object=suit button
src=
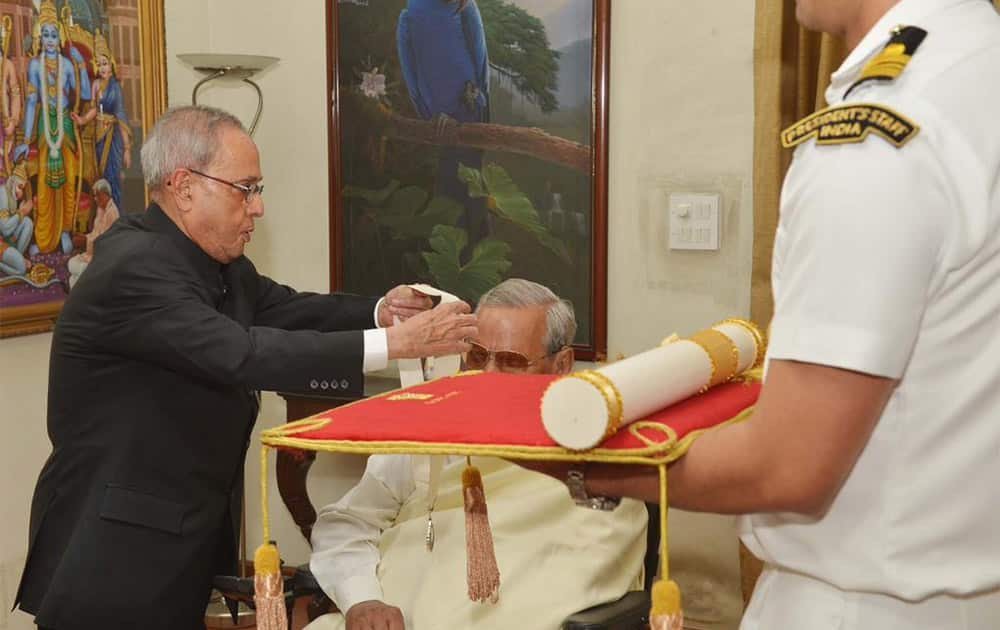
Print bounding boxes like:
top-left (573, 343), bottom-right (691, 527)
top-left (330, 380), bottom-right (339, 390)
top-left (310, 379), bottom-right (318, 390)
top-left (340, 379), bottom-right (349, 389)
top-left (320, 380), bottom-right (329, 390)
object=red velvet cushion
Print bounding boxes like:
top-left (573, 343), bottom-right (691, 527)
top-left (280, 373), bottom-right (761, 457)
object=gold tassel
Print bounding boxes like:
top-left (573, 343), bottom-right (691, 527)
top-left (253, 542), bottom-right (288, 630)
top-left (649, 579), bottom-right (684, 630)
top-left (649, 463), bottom-right (684, 630)
top-left (462, 457), bottom-right (500, 603)
top-left (255, 447), bottom-right (288, 630)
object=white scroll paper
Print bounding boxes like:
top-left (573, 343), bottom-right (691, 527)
top-left (541, 320), bottom-right (764, 450)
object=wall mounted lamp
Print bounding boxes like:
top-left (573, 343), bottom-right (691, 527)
top-left (177, 53), bottom-right (280, 136)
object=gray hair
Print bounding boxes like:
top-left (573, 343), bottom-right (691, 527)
top-left (476, 278), bottom-right (577, 353)
top-left (92, 178), bottom-right (112, 195)
top-left (140, 105), bottom-right (246, 193)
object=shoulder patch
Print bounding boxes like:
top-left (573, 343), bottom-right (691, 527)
top-left (781, 103), bottom-right (919, 149)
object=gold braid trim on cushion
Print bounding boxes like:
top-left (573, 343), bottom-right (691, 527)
top-left (571, 369), bottom-right (625, 440)
top-left (261, 432), bottom-right (681, 465)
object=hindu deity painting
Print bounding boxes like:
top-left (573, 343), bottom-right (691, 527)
top-left (0, 0), bottom-right (165, 337)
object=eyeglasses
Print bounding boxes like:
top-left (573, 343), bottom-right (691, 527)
top-left (188, 169), bottom-right (264, 203)
top-left (463, 340), bottom-right (560, 373)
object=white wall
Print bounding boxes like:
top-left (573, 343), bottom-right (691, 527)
top-left (0, 1), bottom-right (755, 627)
top-left (607, 3), bottom-right (755, 355)
top-left (0, 334), bottom-right (51, 629)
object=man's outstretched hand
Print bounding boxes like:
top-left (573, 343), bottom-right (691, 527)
top-left (378, 285), bottom-right (436, 327)
top-left (386, 300), bottom-right (477, 360)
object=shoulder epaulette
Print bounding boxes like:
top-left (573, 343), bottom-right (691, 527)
top-left (845, 25), bottom-right (927, 98)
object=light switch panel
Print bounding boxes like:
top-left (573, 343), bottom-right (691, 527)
top-left (668, 193), bottom-right (720, 250)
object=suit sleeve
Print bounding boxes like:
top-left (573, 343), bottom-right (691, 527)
top-left (93, 247), bottom-right (368, 393)
top-left (248, 265), bottom-right (379, 333)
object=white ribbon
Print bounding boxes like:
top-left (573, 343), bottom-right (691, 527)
top-left (396, 283), bottom-right (463, 385)
top-left (393, 283), bottom-right (462, 550)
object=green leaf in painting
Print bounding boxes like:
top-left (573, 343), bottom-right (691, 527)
top-left (475, 163), bottom-right (572, 263)
top-left (372, 186), bottom-right (427, 239)
top-left (423, 225), bottom-right (467, 290)
top-left (342, 180), bottom-right (401, 205)
top-left (422, 225), bottom-right (512, 302)
top-left (379, 192), bottom-right (463, 240)
top-left (460, 238), bottom-right (515, 298)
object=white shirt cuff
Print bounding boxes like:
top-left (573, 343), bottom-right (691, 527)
top-left (333, 575), bottom-right (385, 614)
top-left (363, 328), bottom-right (389, 373)
top-left (373, 297), bottom-right (385, 328)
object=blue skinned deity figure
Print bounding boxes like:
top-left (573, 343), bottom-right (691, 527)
top-left (397, 0), bottom-right (491, 252)
top-left (72, 29), bottom-right (131, 208)
top-left (13, 0), bottom-right (91, 255)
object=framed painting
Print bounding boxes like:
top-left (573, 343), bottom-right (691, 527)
top-left (0, 0), bottom-right (167, 338)
top-left (327, 0), bottom-right (610, 360)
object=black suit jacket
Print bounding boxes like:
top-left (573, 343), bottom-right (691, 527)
top-left (16, 205), bottom-right (379, 629)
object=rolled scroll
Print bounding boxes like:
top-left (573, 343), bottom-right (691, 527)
top-left (541, 319), bottom-right (765, 450)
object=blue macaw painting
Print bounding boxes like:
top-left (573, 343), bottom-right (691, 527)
top-left (332, 0), bottom-right (601, 349)
top-left (397, 0), bottom-right (491, 253)
top-left (397, 0), bottom-right (490, 123)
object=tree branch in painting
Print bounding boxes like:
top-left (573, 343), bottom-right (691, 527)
top-left (357, 100), bottom-right (590, 173)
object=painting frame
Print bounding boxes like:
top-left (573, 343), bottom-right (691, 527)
top-left (0, 0), bottom-right (168, 339)
top-left (326, 0), bottom-right (610, 361)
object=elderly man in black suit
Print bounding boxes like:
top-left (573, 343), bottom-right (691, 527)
top-left (15, 104), bottom-right (477, 630)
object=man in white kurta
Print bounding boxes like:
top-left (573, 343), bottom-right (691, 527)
top-left (307, 279), bottom-right (648, 630)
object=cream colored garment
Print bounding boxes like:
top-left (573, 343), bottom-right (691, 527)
top-left (307, 457), bottom-right (647, 630)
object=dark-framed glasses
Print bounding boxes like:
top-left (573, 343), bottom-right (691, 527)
top-left (463, 340), bottom-right (559, 372)
top-left (188, 168), bottom-right (264, 203)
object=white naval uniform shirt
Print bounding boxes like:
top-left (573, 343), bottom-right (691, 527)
top-left (740, 0), bottom-right (1000, 602)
